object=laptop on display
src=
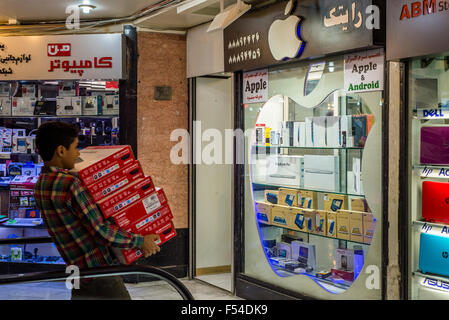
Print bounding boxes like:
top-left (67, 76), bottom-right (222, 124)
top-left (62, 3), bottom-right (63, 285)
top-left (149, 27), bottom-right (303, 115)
top-left (422, 181), bottom-right (449, 223)
top-left (421, 127), bottom-right (449, 165)
top-left (419, 233), bottom-right (449, 278)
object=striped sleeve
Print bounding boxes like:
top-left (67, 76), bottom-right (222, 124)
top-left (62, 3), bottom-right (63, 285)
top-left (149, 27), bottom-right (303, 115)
top-left (68, 177), bottom-right (144, 249)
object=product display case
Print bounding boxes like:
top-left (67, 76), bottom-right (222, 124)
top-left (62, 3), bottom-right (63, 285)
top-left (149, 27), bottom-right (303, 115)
top-left (0, 80), bottom-right (120, 267)
top-left (407, 54), bottom-right (449, 299)
top-left (242, 57), bottom-right (384, 299)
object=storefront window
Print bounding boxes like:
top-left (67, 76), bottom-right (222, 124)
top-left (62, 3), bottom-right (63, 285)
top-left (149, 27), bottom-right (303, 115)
top-left (242, 56), bottom-right (383, 299)
top-left (408, 53), bottom-right (449, 299)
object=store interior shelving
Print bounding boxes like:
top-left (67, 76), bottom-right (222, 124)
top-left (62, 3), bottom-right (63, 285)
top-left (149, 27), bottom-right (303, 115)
top-left (0, 79), bottom-right (121, 265)
top-left (249, 92), bottom-right (375, 295)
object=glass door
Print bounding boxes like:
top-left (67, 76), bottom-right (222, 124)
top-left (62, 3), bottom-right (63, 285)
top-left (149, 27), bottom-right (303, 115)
top-left (240, 56), bottom-right (384, 299)
top-left (193, 75), bottom-right (234, 292)
top-left (407, 53), bottom-right (449, 299)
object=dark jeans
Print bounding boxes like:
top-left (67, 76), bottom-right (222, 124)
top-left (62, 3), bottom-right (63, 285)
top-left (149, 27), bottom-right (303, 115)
top-left (71, 276), bottom-right (131, 300)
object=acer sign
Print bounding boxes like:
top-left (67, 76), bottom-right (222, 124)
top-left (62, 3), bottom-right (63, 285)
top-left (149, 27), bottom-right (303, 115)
top-left (0, 34), bottom-right (123, 80)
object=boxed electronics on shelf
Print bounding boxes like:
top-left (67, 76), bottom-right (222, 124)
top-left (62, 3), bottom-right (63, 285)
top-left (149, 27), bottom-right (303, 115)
top-left (0, 97), bottom-right (11, 116)
top-left (271, 205), bottom-right (290, 228)
top-left (278, 188), bottom-right (299, 207)
top-left (101, 95), bottom-right (120, 115)
top-left (12, 97), bottom-right (36, 116)
top-left (56, 96), bottom-right (82, 116)
top-left (266, 155), bottom-right (304, 187)
top-left (304, 155), bottom-right (340, 192)
top-left (323, 193), bottom-right (348, 212)
top-left (265, 114), bottom-right (373, 148)
top-left (255, 201), bottom-right (272, 224)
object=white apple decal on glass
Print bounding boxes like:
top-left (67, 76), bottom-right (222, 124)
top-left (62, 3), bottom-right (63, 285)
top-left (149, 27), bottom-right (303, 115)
top-left (249, 91), bottom-right (377, 295)
top-left (268, 0), bottom-right (305, 61)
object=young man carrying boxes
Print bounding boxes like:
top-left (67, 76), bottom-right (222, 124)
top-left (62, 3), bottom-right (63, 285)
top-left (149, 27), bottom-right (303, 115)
top-left (34, 121), bottom-right (161, 300)
top-left (73, 144), bottom-right (177, 265)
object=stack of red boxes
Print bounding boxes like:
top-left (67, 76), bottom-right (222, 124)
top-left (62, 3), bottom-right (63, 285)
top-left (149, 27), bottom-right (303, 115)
top-left (73, 145), bottom-right (176, 264)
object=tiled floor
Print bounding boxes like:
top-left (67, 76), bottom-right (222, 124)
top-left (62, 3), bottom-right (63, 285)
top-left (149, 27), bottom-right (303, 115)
top-left (195, 273), bottom-right (232, 292)
top-left (0, 278), bottom-right (243, 300)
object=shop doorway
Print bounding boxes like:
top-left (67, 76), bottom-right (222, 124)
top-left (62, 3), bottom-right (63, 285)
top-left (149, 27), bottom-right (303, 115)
top-left (190, 75), bottom-right (234, 292)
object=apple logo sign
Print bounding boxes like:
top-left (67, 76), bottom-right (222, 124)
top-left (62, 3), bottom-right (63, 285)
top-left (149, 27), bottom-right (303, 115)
top-left (268, 0), bottom-right (305, 61)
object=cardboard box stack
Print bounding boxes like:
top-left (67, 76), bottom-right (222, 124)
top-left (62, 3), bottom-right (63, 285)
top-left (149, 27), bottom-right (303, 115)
top-left (73, 145), bottom-right (176, 264)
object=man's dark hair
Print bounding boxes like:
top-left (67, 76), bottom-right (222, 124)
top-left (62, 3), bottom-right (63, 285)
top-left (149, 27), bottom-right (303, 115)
top-left (36, 121), bottom-right (79, 161)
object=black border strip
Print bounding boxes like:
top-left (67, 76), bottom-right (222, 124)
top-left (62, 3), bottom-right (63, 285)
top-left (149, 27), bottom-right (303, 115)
top-left (381, 57), bottom-right (390, 300)
top-left (234, 71), bottom-right (244, 283)
top-left (188, 77), bottom-right (197, 279)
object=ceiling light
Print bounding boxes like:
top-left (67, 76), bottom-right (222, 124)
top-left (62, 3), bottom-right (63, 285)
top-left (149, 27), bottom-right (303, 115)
top-left (78, 4), bottom-right (96, 14)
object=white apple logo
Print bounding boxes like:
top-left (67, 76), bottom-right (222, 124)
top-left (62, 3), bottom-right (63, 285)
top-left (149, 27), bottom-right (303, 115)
top-left (268, 0), bottom-right (305, 61)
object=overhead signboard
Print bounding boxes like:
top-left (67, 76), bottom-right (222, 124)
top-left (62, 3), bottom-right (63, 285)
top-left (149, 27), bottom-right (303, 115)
top-left (224, 0), bottom-right (385, 72)
top-left (0, 33), bottom-right (124, 80)
top-left (386, 0), bottom-right (449, 60)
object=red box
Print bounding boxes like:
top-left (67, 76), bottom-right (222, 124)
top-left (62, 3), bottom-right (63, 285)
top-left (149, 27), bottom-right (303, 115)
top-left (331, 268), bottom-right (354, 281)
top-left (74, 145), bottom-right (135, 187)
top-left (86, 160), bottom-right (144, 202)
top-left (97, 176), bottom-right (156, 219)
top-left (113, 221), bottom-right (177, 265)
top-left (122, 203), bottom-right (173, 234)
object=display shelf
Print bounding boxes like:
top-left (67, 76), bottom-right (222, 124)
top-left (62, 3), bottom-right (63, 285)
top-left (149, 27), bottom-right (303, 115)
top-left (413, 220), bottom-right (449, 231)
top-left (413, 271), bottom-right (449, 284)
top-left (413, 164), bottom-right (449, 179)
top-left (0, 259), bottom-right (64, 265)
top-left (252, 145), bottom-right (364, 150)
top-left (252, 182), bottom-right (365, 198)
top-left (259, 221), bottom-right (370, 246)
top-left (0, 152), bottom-right (39, 159)
top-left (0, 223), bottom-right (46, 229)
top-left (0, 218), bottom-right (44, 229)
top-left (273, 266), bottom-right (351, 291)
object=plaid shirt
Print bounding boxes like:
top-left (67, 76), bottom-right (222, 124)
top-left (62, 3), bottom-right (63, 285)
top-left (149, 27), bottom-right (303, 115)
top-left (34, 166), bottom-right (144, 269)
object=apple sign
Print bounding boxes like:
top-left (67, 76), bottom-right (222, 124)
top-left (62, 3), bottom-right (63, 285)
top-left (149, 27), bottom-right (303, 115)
top-left (268, 6), bottom-right (305, 61)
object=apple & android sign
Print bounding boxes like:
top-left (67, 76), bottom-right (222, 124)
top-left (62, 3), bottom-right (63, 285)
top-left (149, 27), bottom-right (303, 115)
top-left (344, 48), bottom-right (384, 93)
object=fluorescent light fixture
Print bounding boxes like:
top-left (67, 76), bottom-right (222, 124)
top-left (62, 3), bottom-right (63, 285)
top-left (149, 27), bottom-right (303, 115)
top-left (177, 0), bottom-right (217, 15)
top-left (79, 4), bottom-right (96, 14)
top-left (207, 0), bottom-right (251, 32)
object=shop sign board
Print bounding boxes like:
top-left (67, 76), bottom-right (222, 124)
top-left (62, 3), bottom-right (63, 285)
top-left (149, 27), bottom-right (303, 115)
top-left (224, 0), bottom-right (384, 72)
top-left (344, 48), bottom-right (384, 93)
top-left (243, 68), bottom-right (268, 104)
top-left (0, 34), bottom-right (123, 80)
top-left (386, 0), bottom-right (449, 60)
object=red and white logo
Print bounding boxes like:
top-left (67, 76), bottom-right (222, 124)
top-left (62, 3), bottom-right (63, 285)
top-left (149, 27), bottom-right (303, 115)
top-left (47, 43), bottom-right (71, 56)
